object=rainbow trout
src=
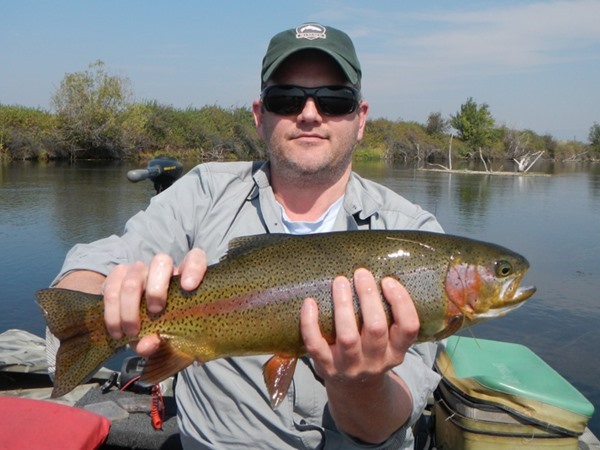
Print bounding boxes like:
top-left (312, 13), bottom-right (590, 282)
top-left (37, 230), bottom-right (535, 405)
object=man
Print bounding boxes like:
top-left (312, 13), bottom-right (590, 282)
top-left (51, 23), bottom-right (443, 449)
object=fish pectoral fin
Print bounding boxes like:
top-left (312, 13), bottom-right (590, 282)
top-left (432, 315), bottom-right (465, 341)
top-left (263, 354), bottom-right (298, 408)
top-left (139, 338), bottom-right (195, 386)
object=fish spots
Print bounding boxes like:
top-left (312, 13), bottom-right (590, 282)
top-left (38, 230), bottom-right (534, 398)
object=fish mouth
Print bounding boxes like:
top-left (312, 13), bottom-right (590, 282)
top-left (513, 285), bottom-right (536, 303)
top-left (473, 285), bottom-right (536, 319)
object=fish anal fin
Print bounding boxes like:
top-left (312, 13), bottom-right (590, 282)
top-left (263, 354), bottom-right (298, 408)
top-left (139, 338), bottom-right (195, 386)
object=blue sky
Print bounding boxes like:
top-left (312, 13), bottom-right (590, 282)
top-left (3, 0), bottom-right (599, 141)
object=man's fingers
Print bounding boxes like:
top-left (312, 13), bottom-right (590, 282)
top-left (300, 297), bottom-right (332, 362)
top-left (103, 264), bottom-right (129, 340)
top-left (102, 249), bottom-right (207, 353)
top-left (332, 274), bottom-right (360, 343)
top-left (300, 298), bottom-right (321, 346)
top-left (145, 254), bottom-right (174, 313)
top-left (119, 261), bottom-right (147, 337)
top-left (133, 335), bottom-right (162, 357)
top-left (354, 269), bottom-right (389, 357)
top-left (381, 277), bottom-right (419, 352)
top-left (177, 248), bottom-right (207, 291)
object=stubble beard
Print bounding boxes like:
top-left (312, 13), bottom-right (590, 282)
top-left (269, 142), bottom-right (355, 188)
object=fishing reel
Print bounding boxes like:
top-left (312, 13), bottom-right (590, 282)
top-left (118, 356), bottom-right (153, 394)
top-left (100, 356), bottom-right (153, 394)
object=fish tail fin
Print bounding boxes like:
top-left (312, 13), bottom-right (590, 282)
top-left (36, 288), bottom-right (125, 398)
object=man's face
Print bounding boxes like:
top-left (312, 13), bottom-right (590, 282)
top-left (253, 51), bottom-right (368, 185)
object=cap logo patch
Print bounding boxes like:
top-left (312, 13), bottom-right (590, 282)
top-left (296, 23), bottom-right (326, 41)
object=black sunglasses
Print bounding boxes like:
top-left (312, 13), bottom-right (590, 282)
top-left (261, 85), bottom-right (361, 116)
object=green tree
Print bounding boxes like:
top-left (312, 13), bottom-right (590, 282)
top-left (0, 104), bottom-right (58, 160)
top-left (589, 122), bottom-right (600, 158)
top-left (51, 60), bottom-right (132, 159)
top-left (450, 98), bottom-right (495, 153)
top-left (425, 112), bottom-right (449, 136)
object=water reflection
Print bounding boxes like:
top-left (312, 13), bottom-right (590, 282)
top-left (47, 161), bottom-right (153, 246)
top-left (452, 174), bottom-right (493, 231)
top-left (589, 164), bottom-right (600, 204)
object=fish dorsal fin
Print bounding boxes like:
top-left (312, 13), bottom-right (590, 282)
top-left (221, 234), bottom-right (294, 261)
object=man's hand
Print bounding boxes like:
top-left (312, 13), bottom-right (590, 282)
top-left (300, 267), bottom-right (419, 443)
top-left (300, 267), bottom-right (419, 382)
top-left (103, 248), bottom-right (207, 356)
top-left (56, 248), bottom-right (208, 357)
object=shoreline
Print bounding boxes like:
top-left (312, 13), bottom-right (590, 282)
top-left (418, 167), bottom-right (551, 176)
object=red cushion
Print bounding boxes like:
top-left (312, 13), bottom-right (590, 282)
top-left (0, 396), bottom-right (110, 449)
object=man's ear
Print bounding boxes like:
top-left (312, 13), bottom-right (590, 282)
top-left (252, 99), bottom-right (265, 139)
top-left (356, 101), bottom-right (369, 142)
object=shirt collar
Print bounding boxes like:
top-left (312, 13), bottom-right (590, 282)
top-left (343, 171), bottom-right (382, 221)
top-left (252, 162), bottom-right (382, 225)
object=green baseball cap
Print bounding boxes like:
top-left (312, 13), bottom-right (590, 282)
top-left (261, 23), bottom-right (362, 87)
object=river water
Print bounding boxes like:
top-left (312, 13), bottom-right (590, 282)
top-left (1, 159), bottom-right (599, 434)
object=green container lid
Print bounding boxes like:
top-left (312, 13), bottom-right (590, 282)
top-left (442, 336), bottom-right (594, 419)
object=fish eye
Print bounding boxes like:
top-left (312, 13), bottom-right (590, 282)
top-left (495, 260), bottom-right (513, 277)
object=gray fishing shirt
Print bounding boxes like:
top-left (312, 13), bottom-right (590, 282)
top-left (55, 161), bottom-right (443, 450)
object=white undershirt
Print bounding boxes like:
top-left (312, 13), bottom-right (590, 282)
top-left (278, 196), bottom-right (344, 235)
